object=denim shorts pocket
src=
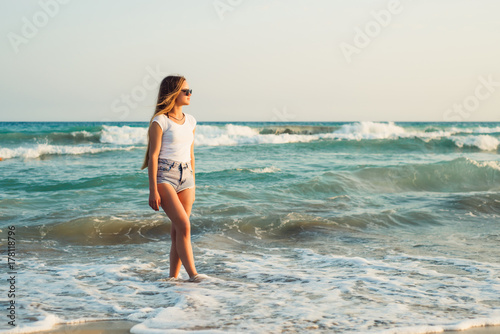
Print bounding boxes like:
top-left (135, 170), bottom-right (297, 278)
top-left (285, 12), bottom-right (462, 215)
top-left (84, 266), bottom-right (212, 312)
top-left (158, 162), bottom-right (175, 172)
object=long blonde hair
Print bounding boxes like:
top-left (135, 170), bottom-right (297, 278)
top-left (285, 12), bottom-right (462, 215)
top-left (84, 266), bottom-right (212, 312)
top-left (141, 75), bottom-right (186, 170)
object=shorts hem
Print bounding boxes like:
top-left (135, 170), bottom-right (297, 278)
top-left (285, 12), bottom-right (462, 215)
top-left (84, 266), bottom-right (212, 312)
top-left (157, 182), bottom-right (195, 193)
top-left (157, 180), bottom-right (176, 187)
top-left (177, 186), bottom-right (195, 193)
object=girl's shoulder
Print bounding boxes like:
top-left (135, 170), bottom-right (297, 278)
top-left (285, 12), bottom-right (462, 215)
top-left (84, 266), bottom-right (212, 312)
top-left (153, 113), bottom-right (168, 121)
top-left (152, 113), bottom-right (169, 131)
top-left (186, 112), bottom-right (197, 127)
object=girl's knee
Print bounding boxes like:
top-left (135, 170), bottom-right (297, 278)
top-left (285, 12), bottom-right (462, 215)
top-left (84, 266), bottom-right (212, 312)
top-left (173, 219), bottom-right (191, 236)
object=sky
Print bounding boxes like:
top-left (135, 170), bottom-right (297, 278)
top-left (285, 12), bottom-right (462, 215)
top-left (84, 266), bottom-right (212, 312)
top-left (0, 0), bottom-right (499, 122)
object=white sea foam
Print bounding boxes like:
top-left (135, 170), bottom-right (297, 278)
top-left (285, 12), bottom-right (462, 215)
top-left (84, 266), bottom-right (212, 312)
top-left (323, 121), bottom-right (455, 142)
top-left (451, 134), bottom-right (500, 151)
top-left (1, 123), bottom-right (498, 161)
top-left (0, 315), bottom-right (62, 334)
top-left (5, 242), bottom-right (500, 334)
top-left (100, 125), bottom-right (148, 145)
top-left (93, 122), bottom-right (500, 152)
top-left (95, 124), bottom-right (316, 147)
top-left (377, 307), bottom-right (500, 334)
top-left (0, 143), bottom-right (139, 159)
top-left (472, 126), bottom-right (500, 134)
top-left (247, 166), bottom-right (281, 173)
top-left (316, 122), bottom-right (500, 151)
top-left (330, 121), bottom-right (408, 140)
top-left (126, 247), bottom-right (500, 333)
top-left (194, 124), bottom-right (317, 146)
top-left (71, 130), bottom-right (95, 137)
top-left (0, 317), bottom-right (119, 334)
top-left (464, 157), bottom-right (500, 171)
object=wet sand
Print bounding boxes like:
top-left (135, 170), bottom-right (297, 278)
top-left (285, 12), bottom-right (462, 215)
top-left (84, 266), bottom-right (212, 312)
top-left (461, 327), bottom-right (500, 334)
top-left (39, 320), bottom-right (139, 334)
top-left (36, 320), bottom-right (500, 333)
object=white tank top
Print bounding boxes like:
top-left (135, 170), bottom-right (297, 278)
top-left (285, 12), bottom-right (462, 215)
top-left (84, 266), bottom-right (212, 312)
top-left (152, 112), bottom-right (197, 162)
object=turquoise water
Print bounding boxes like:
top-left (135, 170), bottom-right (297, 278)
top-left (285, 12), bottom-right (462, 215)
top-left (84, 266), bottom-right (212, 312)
top-left (1, 121), bottom-right (500, 333)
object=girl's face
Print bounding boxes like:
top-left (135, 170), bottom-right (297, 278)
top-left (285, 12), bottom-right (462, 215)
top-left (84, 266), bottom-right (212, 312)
top-left (175, 81), bottom-right (191, 106)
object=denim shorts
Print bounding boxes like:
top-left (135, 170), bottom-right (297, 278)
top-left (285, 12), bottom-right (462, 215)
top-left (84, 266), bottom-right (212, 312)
top-left (157, 158), bottom-right (195, 193)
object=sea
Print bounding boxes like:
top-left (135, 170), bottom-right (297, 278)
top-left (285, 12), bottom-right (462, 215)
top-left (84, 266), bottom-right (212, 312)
top-left (0, 121), bottom-right (499, 333)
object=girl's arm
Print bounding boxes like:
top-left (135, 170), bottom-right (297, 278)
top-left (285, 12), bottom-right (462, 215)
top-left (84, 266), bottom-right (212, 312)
top-left (148, 122), bottom-right (162, 210)
top-left (191, 127), bottom-right (196, 184)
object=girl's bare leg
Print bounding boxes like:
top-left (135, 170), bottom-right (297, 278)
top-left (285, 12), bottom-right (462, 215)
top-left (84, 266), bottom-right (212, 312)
top-left (169, 225), bottom-right (181, 278)
top-left (157, 183), bottom-right (197, 278)
top-left (169, 187), bottom-right (195, 277)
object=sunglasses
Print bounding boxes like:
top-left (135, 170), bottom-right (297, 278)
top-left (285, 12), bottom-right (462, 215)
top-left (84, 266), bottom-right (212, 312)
top-left (181, 89), bottom-right (193, 96)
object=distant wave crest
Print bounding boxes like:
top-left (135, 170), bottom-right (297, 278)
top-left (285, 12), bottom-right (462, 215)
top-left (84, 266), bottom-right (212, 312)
top-left (0, 143), bottom-right (139, 159)
top-left (1, 122), bottom-right (499, 160)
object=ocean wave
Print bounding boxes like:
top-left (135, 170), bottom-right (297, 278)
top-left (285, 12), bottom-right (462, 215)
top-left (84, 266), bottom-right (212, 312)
top-left (194, 124), bottom-right (318, 146)
top-left (351, 157), bottom-right (500, 193)
top-left (450, 134), bottom-right (500, 151)
top-left (2, 123), bottom-right (500, 158)
top-left (15, 210), bottom-right (439, 245)
top-left (329, 121), bottom-right (409, 140)
top-left (451, 125), bottom-right (500, 135)
top-left (452, 192), bottom-right (500, 215)
top-left (20, 216), bottom-right (169, 245)
top-left (69, 130), bottom-right (101, 141)
top-left (313, 122), bottom-right (499, 151)
top-left (0, 143), bottom-right (140, 159)
top-left (287, 157), bottom-right (500, 195)
top-left (100, 125), bottom-right (148, 145)
top-left (259, 125), bottom-right (339, 135)
top-left (195, 121), bottom-right (500, 151)
top-left (0, 130), bottom-right (102, 145)
top-left (324, 121), bottom-right (462, 142)
top-left (322, 122), bottom-right (497, 145)
top-left (195, 122), bottom-right (500, 151)
top-left (0, 125), bottom-right (147, 147)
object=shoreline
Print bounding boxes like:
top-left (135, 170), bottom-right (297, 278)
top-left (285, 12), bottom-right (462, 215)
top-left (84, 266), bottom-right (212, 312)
top-left (20, 319), bottom-right (500, 334)
top-left (26, 320), bottom-right (139, 334)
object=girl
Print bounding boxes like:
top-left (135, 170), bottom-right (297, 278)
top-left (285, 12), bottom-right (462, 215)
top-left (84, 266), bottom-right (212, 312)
top-left (142, 75), bottom-right (208, 283)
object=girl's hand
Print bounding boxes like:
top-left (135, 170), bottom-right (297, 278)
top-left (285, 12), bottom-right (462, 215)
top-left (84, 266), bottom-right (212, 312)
top-left (149, 190), bottom-right (161, 211)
